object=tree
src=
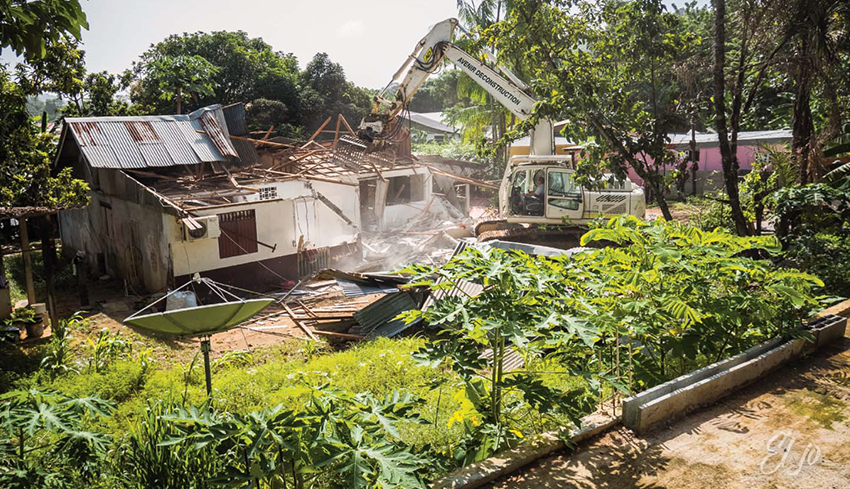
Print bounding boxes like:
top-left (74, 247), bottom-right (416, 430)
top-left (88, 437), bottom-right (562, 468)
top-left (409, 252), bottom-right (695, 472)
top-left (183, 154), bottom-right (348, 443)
top-left (712, 0), bottom-right (751, 235)
top-left (300, 52), bottom-right (372, 132)
top-left (15, 40), bottom-right (137, 117)
top-left (0, 70), bottom-right (88, 209)
top-left (408, 69), bottom-right (464, 112)
top-left (780, 0), bottom-right (850, 182)
top-left (456, 0), bottom-right (514, 175)
top-left (245, 98), bottom-right (291, 133)
top-left (0, 0), bottom-right (88, 60)
top-left (138, 54), bottom-right (218, 114)
top-left (131, 31), bottom-right (302, 121)
top-left (489, 0), bottom-right (695, 220)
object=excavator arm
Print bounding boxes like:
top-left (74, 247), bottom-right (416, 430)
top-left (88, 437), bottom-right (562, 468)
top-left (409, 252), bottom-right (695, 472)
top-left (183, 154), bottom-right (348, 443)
top-left (358, 18), bottom-right (554, 156)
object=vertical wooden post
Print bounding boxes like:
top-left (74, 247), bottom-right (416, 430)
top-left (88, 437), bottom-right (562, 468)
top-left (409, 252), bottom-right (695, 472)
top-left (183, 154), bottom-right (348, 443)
top-left (464, 184), bottom-right (471, 216)
top-left (19, 217), bottom-right (35, 306)
top-left (38, 216), bottom-right (57, 329)
top-left (0, 251), bottom-right (12, 320)
top-left (332, 114), bottom-right (342, 150)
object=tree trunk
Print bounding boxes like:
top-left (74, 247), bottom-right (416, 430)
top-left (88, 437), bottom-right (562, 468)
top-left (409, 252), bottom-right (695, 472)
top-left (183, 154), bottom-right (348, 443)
top-left (792, 42), bottom-right (814, 183)
top-left (712, 0), bottom-right (750, 236)
top-left (690, 118), bottom-right (698, 195)
top-left (176, 91), bottom-right (182, 115)
top-left (631, 160), bottom-right (673, 221)
top-left (654, 186), bottom-right (673, 221)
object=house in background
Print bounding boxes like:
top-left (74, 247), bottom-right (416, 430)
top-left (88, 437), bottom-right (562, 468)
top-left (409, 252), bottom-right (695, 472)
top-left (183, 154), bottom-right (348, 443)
top-left (400, 111), bottom-right (458, 143)
top-left (511, 125), bottom-right (793, 195)
top-left (55, 103), bottom-right (361, 293)
top-left (657, 130), bottom-right (793, 193)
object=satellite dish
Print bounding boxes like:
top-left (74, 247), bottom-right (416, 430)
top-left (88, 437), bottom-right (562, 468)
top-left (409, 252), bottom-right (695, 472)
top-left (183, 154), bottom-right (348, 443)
top-left (124, 299), bottom-right (272, 336)
top-left (124, 274), bottom-right (273, 395)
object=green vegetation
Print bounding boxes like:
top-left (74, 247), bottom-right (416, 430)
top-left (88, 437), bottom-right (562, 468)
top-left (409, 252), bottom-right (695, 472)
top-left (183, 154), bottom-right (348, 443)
top-left (0, 218), bottom-right (828, 486)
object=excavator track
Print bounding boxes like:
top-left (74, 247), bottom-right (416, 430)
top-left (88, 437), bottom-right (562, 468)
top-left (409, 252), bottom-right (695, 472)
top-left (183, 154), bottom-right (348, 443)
top-left (474, 220), bottom-right (587, 250)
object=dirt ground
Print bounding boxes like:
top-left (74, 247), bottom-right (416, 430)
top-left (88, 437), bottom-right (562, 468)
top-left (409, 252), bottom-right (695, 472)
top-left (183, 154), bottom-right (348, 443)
top-left (27, 276), bottom-right (384, 364)
top-left (645, 205), bottom-right (697, 222)
top-left (487, 335), bottom-right (850, 489)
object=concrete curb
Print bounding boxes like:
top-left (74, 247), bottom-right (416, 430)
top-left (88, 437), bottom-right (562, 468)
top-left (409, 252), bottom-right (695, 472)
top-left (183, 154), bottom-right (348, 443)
top-left (431, 411), bottom-right (619, 489)
top-left (429, 299), bottom-right (850, 488)
top-left (622, 315), bottom-right (847, 433)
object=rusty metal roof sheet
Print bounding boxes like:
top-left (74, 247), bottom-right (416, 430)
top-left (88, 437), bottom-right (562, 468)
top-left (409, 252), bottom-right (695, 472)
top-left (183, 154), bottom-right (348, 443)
top-left (64, 105), bottom-right (240, 169)
top-left (222, 103), bottom-right (258, 166)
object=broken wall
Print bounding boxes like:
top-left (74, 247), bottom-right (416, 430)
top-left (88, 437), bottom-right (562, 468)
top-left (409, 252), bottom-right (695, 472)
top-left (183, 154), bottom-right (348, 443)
top-left (362, 167), bottom-right (433, 231)
top-left (168, 179), bottom-right (360, 289)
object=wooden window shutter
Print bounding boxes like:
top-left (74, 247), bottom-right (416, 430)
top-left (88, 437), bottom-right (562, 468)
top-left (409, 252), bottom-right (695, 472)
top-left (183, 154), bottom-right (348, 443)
top-left (218, 209), bottom-right (258, 258)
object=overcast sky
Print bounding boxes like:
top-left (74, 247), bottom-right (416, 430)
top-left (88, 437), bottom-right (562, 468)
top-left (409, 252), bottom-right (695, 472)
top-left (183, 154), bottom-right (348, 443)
top-left (1, 0), bottom-right (461, 90)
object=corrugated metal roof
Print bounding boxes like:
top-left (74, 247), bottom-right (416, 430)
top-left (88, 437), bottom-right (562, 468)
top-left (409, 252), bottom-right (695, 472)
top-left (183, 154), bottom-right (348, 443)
top-left (223, 103), bottom-right (249, 135)
top-left (352, 291), bottom-right (421, 339)
top-left (402, 111), bottom-right (457, 134)
top-left (336, 279), bottom-right (400, 298)
top-left (421, 279), bottom-right (484, 311)
top-left (64, 105), bottom-right (240, 169)
top-left (222, 103), bottom-right (258, 166)
top-left (667, 130), bottom-right (792, 149)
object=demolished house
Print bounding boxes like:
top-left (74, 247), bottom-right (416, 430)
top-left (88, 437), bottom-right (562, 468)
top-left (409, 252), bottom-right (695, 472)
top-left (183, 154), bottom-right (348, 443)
top-left (55, 104), bottom-right (361, 293)
top-left (54, 105), bottom-right (494, 295)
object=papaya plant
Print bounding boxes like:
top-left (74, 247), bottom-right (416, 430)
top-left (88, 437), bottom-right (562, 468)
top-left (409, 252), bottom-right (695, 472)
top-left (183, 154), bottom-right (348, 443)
top-left (401, 216), bottom-right (825, 465)
top-left (0, 389), bottom-right (114, 488)
top-left (160, 383), bottom-right (431, 488)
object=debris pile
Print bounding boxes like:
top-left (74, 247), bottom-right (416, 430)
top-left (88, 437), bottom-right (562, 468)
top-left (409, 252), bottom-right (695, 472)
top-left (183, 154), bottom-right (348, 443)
top-left (235, 240), bottom-right (576, 344)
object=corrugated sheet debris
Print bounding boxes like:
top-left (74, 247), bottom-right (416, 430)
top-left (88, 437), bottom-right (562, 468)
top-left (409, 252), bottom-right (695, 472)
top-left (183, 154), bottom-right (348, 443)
top-left (480, 347), bottom-right (525, 372)
top-left (351, 291), bottom-right (421, 339)
top-left (222, 103), bottom-right (259, 166)
top-left (336, 279), bottom-right (400, 298)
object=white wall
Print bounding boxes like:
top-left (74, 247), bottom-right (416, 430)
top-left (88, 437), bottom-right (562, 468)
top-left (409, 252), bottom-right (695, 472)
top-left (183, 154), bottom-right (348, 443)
top-left (169, 179), bottom-right (359, 278)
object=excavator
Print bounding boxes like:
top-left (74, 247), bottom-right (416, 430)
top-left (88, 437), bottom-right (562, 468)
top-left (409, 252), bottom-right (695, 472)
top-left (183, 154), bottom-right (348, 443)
top-left (356, 18), bottom-right (645, 246)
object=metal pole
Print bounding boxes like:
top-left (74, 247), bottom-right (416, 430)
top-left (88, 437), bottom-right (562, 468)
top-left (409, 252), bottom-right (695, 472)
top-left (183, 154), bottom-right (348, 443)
top-left (201, 336), bottom-right (212, 396)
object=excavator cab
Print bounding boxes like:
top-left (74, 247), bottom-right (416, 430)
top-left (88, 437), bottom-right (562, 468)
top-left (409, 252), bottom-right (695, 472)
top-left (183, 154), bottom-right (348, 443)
top-left (509, 169), bottom-right (546, 216)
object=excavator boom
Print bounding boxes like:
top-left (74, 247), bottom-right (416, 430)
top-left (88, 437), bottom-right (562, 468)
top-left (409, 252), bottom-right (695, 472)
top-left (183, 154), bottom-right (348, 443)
top-left (353, 18), bottom-right (645, 248)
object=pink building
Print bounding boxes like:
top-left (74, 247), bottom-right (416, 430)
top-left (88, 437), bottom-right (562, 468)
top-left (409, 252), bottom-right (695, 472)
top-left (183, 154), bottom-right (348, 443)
top-left (627, 130), bottom-right (792, 194)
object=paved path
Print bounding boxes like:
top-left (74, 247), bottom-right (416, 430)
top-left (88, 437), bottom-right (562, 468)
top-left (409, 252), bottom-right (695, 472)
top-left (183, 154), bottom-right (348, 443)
top-left (487, 335), bottom-right (850, 489)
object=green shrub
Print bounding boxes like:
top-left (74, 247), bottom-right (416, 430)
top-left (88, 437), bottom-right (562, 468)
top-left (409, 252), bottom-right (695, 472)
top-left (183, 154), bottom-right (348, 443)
top-left (49, 360), bottom-right (146, 404)
top-left (112, 400), bottom-right (221, 489)
top-left (780, 231), bottom-right (850, 298)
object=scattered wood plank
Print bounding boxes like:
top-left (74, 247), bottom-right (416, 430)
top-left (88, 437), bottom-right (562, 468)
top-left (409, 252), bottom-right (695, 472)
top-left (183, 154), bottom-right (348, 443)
top-left (426, 165), bottom-right (499, 189)
top-left (314, 191), bottom-right (356, 227)
top-left (261, 125), bottom-right (274, 141)
top-left (125, 169), bottom-right (173, 180)
top-left (403, 195), bottom-right (436, 232)
top-left (338, 114), bottom-right (357, 136)
top-left (282, 302), bottom-right (318, 341)
top-left (262, 168), bottom-right (357, 187)
top-left (230, 134), bottom-right (292, 148)
top-left (332, 115), bottom-right (343, 150)
top-left (311, 330), bottom-right (364, 340)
